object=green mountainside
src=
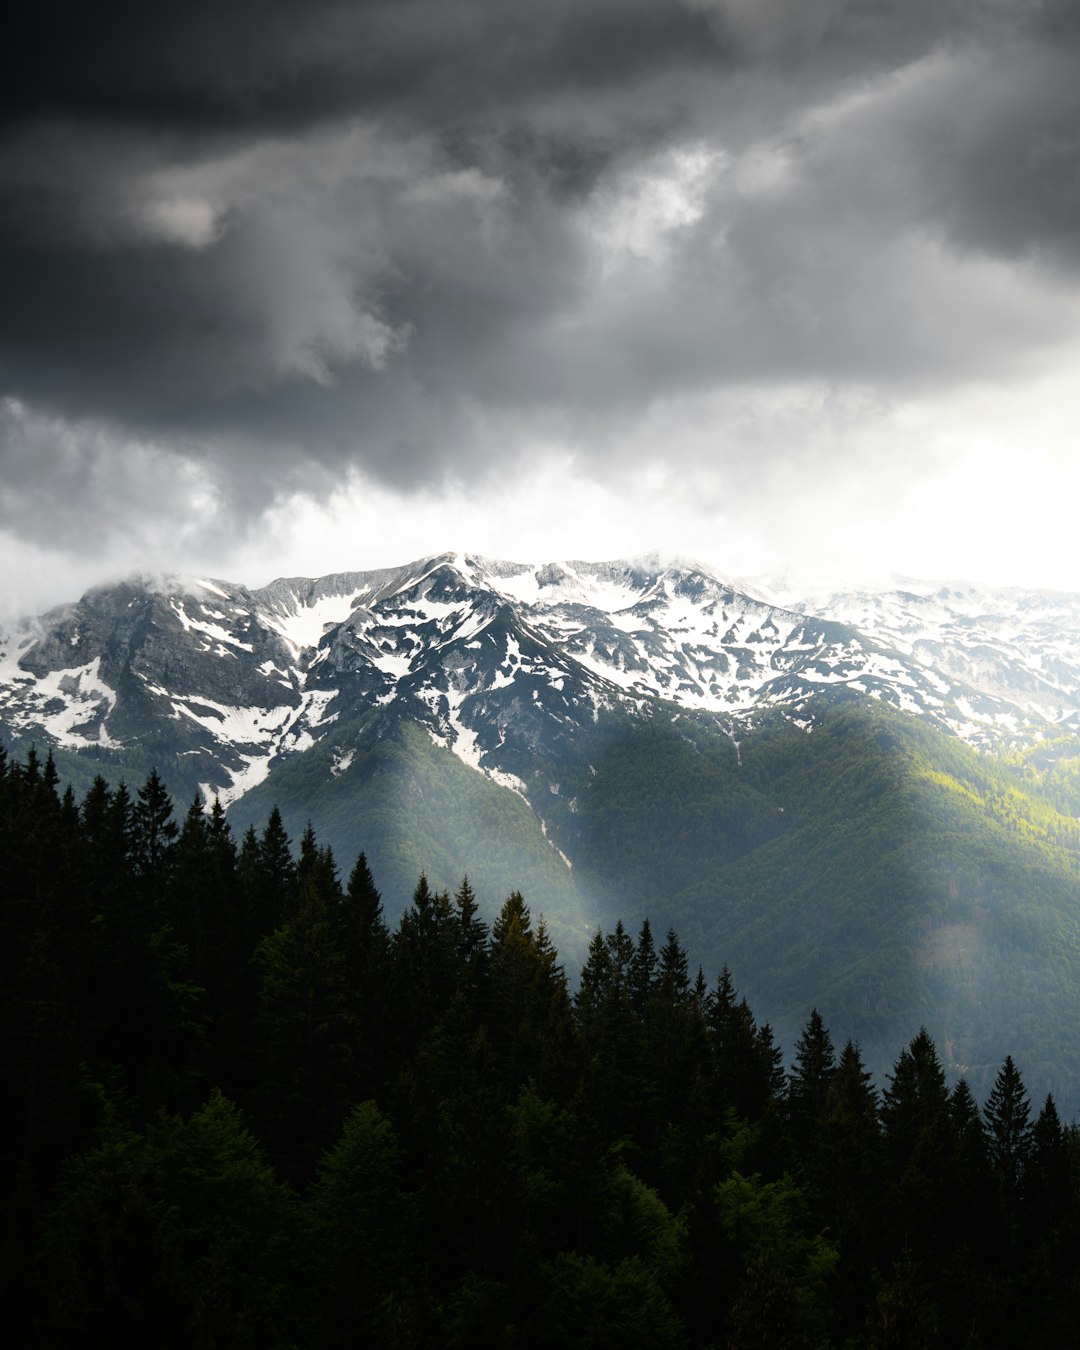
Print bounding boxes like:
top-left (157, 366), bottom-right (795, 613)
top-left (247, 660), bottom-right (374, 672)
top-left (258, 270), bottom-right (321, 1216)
top-left (1009, 735), bottom-right (1080, 818)
top-left (521, 702), bottom-right (1080, 1110)
top-left (194, 697), bottom-right (1080, 1115)
top-left (231, 714), bottom-right (590, 963)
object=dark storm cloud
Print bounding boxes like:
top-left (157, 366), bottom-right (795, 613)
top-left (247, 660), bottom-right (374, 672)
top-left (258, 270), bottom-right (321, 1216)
top-left (2, 0), bottom-right (1080, 558)
top-left (2, 0), bottom-right (724, 135)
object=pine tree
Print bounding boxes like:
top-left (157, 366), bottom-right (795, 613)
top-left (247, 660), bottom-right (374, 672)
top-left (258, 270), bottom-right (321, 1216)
top-left (984, 1054), bottom-right (1033, 1200)
top-left (786, 1008), bottom-right (836, 1151)
top-left (817, 1041), bottom-right (882, 1335)
top-left (453, 875), bottom-right (489, 1006)
top-left (131, 769), bottom-right (178, 894)
top-left (629, 917), bottom-right (658, 1018)
top-left (708, 966), bottom-right (772, 1122)
top-left (488, 892), bottom-right (571, 1095)
top-left (876, 1028), bottom-right (960, 1280)
top-left (880, 1028), bottom-right (949, 1171)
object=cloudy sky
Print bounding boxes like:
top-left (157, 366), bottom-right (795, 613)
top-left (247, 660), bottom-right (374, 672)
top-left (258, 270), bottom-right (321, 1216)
top-left (2, 0), bottom-right (1079, 616)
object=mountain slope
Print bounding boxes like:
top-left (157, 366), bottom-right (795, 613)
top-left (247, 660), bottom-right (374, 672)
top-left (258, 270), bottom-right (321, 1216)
top-left (542, 700), bottom-right (1080, 1106)
top-left (230, 712), bottom-right (589, 960)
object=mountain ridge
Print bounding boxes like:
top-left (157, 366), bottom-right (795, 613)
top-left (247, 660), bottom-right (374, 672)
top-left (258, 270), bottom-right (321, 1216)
top-left (4, 551), bottom-right (1079, 803)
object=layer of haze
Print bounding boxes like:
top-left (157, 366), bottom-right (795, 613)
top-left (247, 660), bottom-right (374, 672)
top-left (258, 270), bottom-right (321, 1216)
top-left (3, 0), bottom-right (1080, 616)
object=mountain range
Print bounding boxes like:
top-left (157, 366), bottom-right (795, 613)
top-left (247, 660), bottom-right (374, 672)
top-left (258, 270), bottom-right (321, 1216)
top-left (3, 551), bottom-right (1080, 1112)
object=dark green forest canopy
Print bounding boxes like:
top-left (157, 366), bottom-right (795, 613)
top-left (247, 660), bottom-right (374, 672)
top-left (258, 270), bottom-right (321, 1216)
top-left (3, 749), bottom-right (1080, 1348)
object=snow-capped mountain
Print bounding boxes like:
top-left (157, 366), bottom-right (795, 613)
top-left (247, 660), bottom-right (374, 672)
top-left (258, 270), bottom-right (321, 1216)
top-left (775, 579), bottom-right (1080, 738)
top-left (2, 552), bottom-right (1078, 808)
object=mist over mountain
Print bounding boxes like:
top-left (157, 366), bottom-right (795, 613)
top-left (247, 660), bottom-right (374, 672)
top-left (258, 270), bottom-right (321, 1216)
top-left (3, 550), bottom-right (1080, 1113)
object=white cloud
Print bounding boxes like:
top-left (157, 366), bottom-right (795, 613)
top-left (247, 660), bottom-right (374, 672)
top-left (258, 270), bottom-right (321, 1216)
top-left (587, 142), bottom-right (722, 271)
top-left (137, 196), bottom-right (223, 249)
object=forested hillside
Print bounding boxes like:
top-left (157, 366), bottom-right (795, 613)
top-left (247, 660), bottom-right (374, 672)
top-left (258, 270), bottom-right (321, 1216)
top-left (232, 713), bottom-right (588, 959)
top-left (3, 750), bottom-right (1078, 1348)
top-left (537, 703), bottom-right (1080, 1110)
top-left (38, 694), bottom-right (1080, 1119)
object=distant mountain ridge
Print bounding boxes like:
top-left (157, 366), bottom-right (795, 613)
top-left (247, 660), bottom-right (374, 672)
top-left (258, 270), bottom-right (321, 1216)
top-left (3, 552), bottom-right (1078, 811)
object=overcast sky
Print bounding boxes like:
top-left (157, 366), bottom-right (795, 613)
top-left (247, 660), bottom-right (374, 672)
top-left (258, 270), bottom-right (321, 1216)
top-left (2, 0), bottom-right (1079, 616)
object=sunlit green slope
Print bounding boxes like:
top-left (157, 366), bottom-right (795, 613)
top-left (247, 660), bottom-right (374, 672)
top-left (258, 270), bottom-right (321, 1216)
top-left (540, 702), bottom-right (1080, 1111)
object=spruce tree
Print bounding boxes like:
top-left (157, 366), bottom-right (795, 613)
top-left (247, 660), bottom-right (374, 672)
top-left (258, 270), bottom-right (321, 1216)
top-left (251, 863), bottom-right (348, 1177)
top-left (1020, 1095), bottom-right (1079, 1345)
top-left (453, 875), bottom-right (489, 1004)
top-left (131, 769), bottom-right (178, 894)
top-left (250, 807), bottom-right (297, 934)
top-left (708, 966), bottom-right (770, 1122)
top-left (1021, 1092), bottom-right (1069, 1247)
top-left (880, 1028), bottom-right (949, 1169)
top-left (393, 874), bottom-right (460, 1058)
top-left (786, 1008), bottom-right (835, 1151)
top-left (575, 925), bottom-right (639, 1150)
top-left (629, 917), bottom-right (658, 1018)
top-left (489, 892), bottom-right (571, 1095)
top-left (878, 1029), bottom-right (955, 1271)
top-left (308, 1101), bottom-right (411, 1348)
top-left (39, 1091), bottom-right (304, 1348)
top-left (605, 920), bottom-right (635, 992)
top-left (641, 928), bottom-right (706, 1172)
top-left (575, 930), bottom-right (612, 1026)
top-left (817, 1040), bottom-right (882, 1334)
top-left (984, 1055), bottom-right (1033, 1200)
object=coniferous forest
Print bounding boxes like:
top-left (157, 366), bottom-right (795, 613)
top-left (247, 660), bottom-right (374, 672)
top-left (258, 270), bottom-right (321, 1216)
top-left (3, 748), bottom-right (1079, 1348)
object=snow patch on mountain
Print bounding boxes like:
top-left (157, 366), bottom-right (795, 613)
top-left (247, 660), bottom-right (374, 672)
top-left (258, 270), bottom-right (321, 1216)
top-left (258, 591), bottom-right (361, 654)
top-left (31, 658), bottom-right (119, 748)
top-left (170, 599), bottom-right (256, 654)
top-left (190, 688), bottom-right (339, 803)
top-left (193, 578), bottom-right (231, 600)
top-left (331, 748), bottom-right (355, 778)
